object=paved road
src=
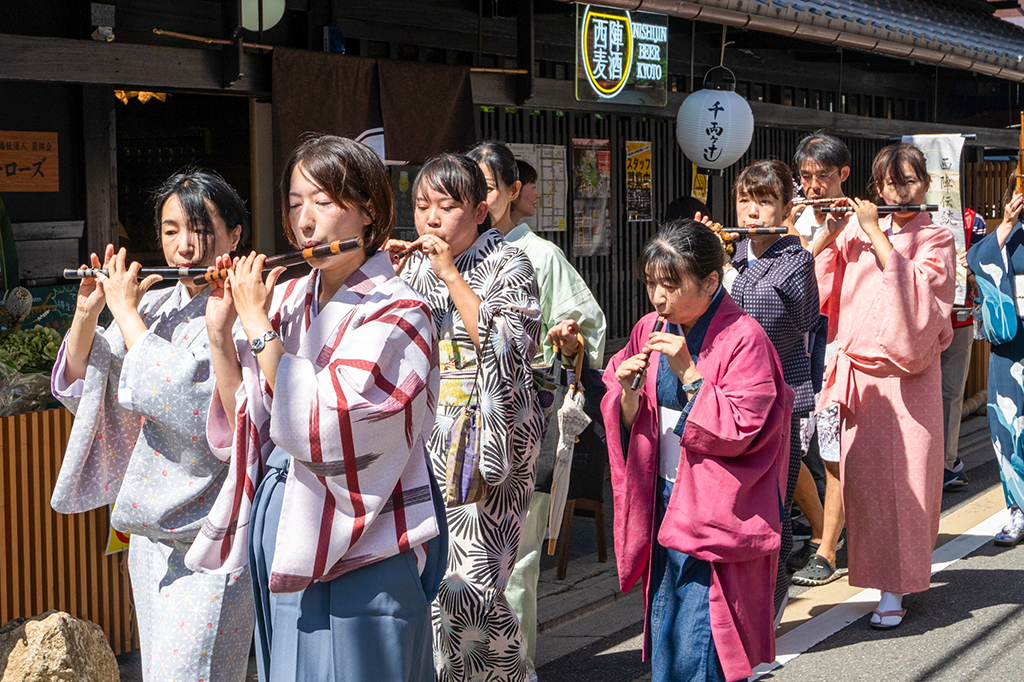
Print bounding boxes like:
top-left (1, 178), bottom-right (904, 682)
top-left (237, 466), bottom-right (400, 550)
top-left (536, 441), bottom-right (1022, 682)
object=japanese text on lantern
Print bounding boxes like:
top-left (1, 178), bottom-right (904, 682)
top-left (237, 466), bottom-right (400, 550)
top-left (0, 131), bottom-right (59, 192)
top-left (704, 101), bottom-right (725, 164)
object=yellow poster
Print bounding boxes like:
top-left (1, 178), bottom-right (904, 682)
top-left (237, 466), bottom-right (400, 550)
top-left (105, 504), bottom-right (130, 555)
top-left (691, 163), bottom-right (708, 203)
top-left (626, 141), bottom-right (652, 222)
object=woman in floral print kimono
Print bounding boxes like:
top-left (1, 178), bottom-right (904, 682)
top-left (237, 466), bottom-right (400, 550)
top-left (387, 153), bottom-right (544, 682)
top-left (50, 169), bottom-right (255, 682)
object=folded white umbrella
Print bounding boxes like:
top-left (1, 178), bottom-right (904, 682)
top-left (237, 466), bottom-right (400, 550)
top-left (546, 339), bottom-right (592, 555)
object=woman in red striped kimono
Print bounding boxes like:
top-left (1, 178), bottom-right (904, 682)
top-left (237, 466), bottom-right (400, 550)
top-left (185, 135), bottom-right (446, 682)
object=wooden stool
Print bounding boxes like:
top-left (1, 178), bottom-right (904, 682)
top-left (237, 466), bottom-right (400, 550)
top-left (555, 498), bottom-right (608, 580)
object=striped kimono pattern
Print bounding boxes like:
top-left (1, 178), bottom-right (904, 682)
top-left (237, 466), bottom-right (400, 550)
top-left (403, 228), bottom-right (544, 682)
top-left (185, 251), bottom-right (441, 592)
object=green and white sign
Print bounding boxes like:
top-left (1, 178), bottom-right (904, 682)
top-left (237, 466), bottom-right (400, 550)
top-left (575, 4), bottom-right (668, 107)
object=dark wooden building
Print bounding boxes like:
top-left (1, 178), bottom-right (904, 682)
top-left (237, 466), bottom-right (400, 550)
top-left (0, 0), bottom-right (1021, 652)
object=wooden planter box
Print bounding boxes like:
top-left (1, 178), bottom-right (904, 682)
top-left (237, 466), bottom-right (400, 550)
top-left (0, 407), bottom-right (137, 654)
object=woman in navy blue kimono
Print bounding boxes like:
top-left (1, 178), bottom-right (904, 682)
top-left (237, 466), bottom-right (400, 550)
top-left (728, 160), bottom-right (821, 618)
top-left (966, 189), bottom-right (1024, 545)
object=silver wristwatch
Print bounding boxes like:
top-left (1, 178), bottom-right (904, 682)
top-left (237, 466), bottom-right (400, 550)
top-left (250, 330), bottom-right (280, 357)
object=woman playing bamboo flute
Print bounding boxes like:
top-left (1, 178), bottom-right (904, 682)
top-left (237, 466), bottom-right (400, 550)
top-left (186, 135), bottom-right (446, 682)
top-left (812, 143), bottom-right (955, 629)
top-left (728, 160), bottom-right (821, 623)
top-left (388, 153), bottom-right (544, 682)
top-left (603, 220), bottom-right (793, 682)
top-left (50, 169), bottom-right (255, 682)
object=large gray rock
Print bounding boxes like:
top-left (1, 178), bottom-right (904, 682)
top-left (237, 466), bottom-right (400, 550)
top-left (0, 611), bottom-right (119, 682)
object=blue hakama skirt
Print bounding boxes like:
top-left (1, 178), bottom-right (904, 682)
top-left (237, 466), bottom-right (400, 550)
top-left (249, 448), bottom-right (446, 682)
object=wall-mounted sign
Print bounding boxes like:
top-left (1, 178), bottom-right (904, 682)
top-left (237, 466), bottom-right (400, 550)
top-left (576, 5), bottom-right (668, 107)
top-left (625, 141), bottom-right (652, 222)
top-left (572, 138), bottom-right (611, 257)
top-left (0, 131), bottom-right (58, 193)
top-left (508, 143), bottom-right (568, 232)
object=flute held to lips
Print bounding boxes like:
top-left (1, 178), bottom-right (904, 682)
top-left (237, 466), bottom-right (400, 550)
top-left (631, 317), bottom-right (665, 390)
top-left (817, 204), bottom-right (938, 214)
top-left (721, 226), bottom-right (791, 235)
top-left (64, 266), bottom-right (210, 280)
top-left (190, 236), bottom-right (364, 286)
top-left (793, 197), bottom-right (847, 206)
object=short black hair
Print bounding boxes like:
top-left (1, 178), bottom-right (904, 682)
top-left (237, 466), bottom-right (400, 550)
top-left (735, 159), bottom-right (793, 205)
top-left (516, 159), bottom-right (538, 186)
top-left (467, 141), bottom-right (520, 190)
top-left (280, 134), bottom-right (396, 255)
top-left (153, 168), bottom-right (249, 263)
top-left (637, 219), bottom-right (724, 288)
top-left (663, 196), bottom-right (709, 223)
top-left (793, 131), bottom-right (851, 173)
top-left (413, 153), bottom-right (493, 234)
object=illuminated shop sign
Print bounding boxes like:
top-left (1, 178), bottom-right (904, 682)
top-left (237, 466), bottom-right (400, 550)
top-left (576, 4), bottom-right (668, 106)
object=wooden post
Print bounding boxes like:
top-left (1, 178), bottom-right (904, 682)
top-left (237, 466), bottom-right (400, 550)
top-left (82, 86), bottom-right (118, 260)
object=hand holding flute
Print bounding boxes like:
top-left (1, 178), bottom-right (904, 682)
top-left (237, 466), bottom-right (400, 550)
top-left (630, 317), bottom-right (665, 390)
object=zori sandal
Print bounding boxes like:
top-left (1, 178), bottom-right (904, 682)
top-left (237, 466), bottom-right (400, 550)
top-left (869, 608), bottom-right (905, 630)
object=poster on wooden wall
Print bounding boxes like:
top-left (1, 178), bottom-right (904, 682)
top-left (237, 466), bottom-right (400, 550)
top-left (508, 143), bottom-right (568, 232)
top-left (106, 504), bottom-right (130, 555)
top-left (625, 141), bottom-right (652, 221)
top-left (572, 138), bottom-right (611, 257)
top-left (0, 131), bottom-right (59, 192)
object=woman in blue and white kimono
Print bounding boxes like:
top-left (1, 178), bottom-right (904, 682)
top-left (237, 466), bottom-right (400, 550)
top-left (50, 169), bottom-right (255, 682)
top-left (728, 160), bottom-right (820, 620)
top-left (967, 189), bottom-right (1024, 546)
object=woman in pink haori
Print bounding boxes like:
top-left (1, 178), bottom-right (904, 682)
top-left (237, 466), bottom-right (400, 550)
top-left (602, 219), bottom-right (793, 682)
top-left (811, 142), bottom-right (955, 629)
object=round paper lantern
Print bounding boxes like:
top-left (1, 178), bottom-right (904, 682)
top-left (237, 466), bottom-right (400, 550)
top-left (676, 71), bottom-right (754, 171)
top-left (241, 0), bottom-right (285, 31)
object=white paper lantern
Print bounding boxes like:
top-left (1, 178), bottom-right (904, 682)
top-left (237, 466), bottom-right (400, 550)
top-left (241, 0), bottom-right (285, 31)
top-left (676, 76), bottom-right (754, 171)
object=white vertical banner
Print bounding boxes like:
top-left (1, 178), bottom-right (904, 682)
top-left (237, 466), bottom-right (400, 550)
top-left (902, 134), bottom-right (967, 306)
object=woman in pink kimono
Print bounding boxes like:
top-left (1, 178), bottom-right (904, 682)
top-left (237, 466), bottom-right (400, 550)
top-left (602, 219), bottom-right (793, 682)
top-left (812, 143), bottom-right (955, 629)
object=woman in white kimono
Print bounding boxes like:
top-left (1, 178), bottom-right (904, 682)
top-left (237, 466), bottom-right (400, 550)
top-left (187, 135), bottom-right (445, 682)
top-left (50, 169), bottom-right (255, 682)
top-left (387, 153), bottom-right (544, 682)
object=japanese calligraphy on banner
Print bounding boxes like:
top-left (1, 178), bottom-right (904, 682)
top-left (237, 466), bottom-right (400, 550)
top-left (508, 143), bottom-right (568, 232)
top-left (902, 134), bottom-right (967, 306)
top-left (572, 138), bottom-right (611, 257)
top-left (0, 131), bottom-right (58, 192)
top-left (625, 141), bottom-right (652, 222)
top-left (576, 5), bottom-right (668, 107)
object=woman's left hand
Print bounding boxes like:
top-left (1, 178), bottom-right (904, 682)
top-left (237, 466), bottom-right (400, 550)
top-left (103, 248), bottom-right (162, 319)
top-left (644, 331), bottom-right (700, 384)
top-left (230, 252), bottom-right (285, 334)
